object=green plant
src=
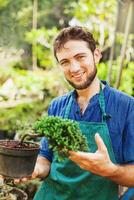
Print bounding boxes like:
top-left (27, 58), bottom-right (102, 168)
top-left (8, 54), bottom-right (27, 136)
top-left (0, 184), bottom-right (15, 200)
top-left (34, 116), bottom-right (89, 160)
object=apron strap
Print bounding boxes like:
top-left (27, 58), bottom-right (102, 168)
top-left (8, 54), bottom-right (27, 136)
top-left (64, 94), bottom-right (73, 119)
top-left (99, 83), bottom-right (110, 122)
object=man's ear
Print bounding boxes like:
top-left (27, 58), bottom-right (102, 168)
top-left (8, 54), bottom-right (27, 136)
top-left (93, 48), bottom-right (102, 64)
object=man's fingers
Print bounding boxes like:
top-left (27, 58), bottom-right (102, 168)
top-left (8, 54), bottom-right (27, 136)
top-left (95, 133), bottom-right (107, 152)
top-left (69, 151), bottom-right (90, 157)
top-left (68, 150), bottom-right (78, 156)
top-left (13, 170), bottom-right (38, 184)
top-left (14, 177), bottom-right (30, 184)
top-left (69, 151), bottom-right (85, 159)
top-left (21, 177), bottom-right (29, 182)
top-left (69, 151), bottom-right (93, 161)
top-left (31, 170), bottom-right (38, 179)
top-left (0, 175), bottom-right (5, 179)
top-left (14, 179), bottom-right (21, 184)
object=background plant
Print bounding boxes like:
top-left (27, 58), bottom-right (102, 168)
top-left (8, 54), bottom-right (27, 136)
top-left (0, 0), bottom-right (133, 198)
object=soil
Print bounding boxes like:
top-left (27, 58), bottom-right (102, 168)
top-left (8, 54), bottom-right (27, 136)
top-left (0, 140), bottom-right (39, 150)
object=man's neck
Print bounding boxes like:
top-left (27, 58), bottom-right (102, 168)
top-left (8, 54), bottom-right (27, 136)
top-left (76, 77), bottom-right (101, 114)
top-left (76, 77), bottom-right (100, 101)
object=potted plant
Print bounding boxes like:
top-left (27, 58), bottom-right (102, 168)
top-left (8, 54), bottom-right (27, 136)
top-left (0, 116), bottom-right (89, 179)
top-left (0, 140), bottom-right (39, 179)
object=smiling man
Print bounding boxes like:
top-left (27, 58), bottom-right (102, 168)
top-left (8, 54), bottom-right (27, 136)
top-left (57, 40), bottom-right (98, 90)
top-left (14, 26), bottom-right (134, 200)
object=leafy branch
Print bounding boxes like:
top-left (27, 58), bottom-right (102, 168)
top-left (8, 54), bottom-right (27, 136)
top-left (33, 116), bottom-right (89, 160)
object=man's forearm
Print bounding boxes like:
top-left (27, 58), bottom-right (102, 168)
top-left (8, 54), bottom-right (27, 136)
top-left (107, 164), bottom-right (134, 187)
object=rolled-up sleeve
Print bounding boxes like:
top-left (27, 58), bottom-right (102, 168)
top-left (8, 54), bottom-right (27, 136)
top-left (39, 137), bottom-right (53, 162)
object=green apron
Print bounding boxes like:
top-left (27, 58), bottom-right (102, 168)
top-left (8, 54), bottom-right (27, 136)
top-left (34, 85), bottom-right (118, 200)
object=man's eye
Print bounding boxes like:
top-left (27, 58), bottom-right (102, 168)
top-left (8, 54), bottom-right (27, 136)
top-left (77, 56), bottom-right (85, 60)
top-left (61, 61), bottom-right (69, 66)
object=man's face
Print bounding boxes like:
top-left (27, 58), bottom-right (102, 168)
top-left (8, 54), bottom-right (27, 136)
top-left (56, 40), bottom-right (102, 90)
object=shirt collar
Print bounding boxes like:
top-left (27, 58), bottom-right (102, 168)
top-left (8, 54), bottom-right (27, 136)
top-left (71, 80), bottom-right (109, 104)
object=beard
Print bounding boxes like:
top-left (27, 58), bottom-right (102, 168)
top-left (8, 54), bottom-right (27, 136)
top-left (66, 66), bottom-right (97, 90)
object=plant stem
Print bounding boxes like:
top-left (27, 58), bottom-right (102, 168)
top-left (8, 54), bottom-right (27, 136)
top-left (20, 133), bottom-right (44, 143)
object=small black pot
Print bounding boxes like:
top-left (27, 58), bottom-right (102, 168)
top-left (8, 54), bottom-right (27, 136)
top-left (0, 140), bottom-right (39, 178)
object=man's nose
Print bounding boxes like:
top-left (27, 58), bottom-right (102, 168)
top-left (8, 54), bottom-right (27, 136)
top-left (70, 60), bottom-right (80, 73)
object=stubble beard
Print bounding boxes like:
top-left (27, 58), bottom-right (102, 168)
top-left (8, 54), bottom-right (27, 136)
top-left (66, 66), bottom-right (97, 90)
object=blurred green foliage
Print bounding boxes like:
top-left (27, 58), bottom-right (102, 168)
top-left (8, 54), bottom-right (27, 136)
top-left (0, 67), bottom-right (68, 134)
top-left (97, 61), bottom-right (134, 96)
top-left (25, 27), bottom-right (58, 69)
top-left (0, 0), bottom-right (133, 198)
top-left (0, 0), bottom-right (133, 134)
top-left (0, 0), bottom-right (133, 136)
top-left (0, 101), bottom-right (45, 133)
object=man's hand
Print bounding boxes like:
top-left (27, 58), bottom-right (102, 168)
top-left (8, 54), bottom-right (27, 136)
top-left (69, 133), bottom-right (118, 177)
top-left (14, 167), bottom-right (39, 184)
top-left (14, 156), bottom-right (51, 184)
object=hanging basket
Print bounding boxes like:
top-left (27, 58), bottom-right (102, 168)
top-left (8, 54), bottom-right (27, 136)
top-left (0, 140), bottom-right (39, 178)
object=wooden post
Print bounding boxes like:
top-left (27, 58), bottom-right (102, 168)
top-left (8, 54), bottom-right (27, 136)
top-left (115, 0), bottom-right (133, 88)
top-left (107, 1), bottom-right (120, 84)
top-left (32, 0), bottom-right (38, 70)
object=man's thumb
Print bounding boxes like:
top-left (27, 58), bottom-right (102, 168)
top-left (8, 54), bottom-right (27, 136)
top-left (95, 133), bottom-right (107, 152)
top-left (32, 169), bottom-right (39, 179)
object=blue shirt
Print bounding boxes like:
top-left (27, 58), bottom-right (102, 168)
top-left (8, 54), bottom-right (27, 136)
top-left (39, 81), bottom-right (134, 164)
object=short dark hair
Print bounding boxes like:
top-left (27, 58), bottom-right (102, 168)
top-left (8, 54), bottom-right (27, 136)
top-left (53, 26), bottom-right (96, 61)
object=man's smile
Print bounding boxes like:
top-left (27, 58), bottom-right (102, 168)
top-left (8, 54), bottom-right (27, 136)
top-left (72, 72), bottom-right (85, 80)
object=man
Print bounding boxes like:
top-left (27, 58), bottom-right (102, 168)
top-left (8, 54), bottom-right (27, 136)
top-left (15, 26), bottom-right (134, 200)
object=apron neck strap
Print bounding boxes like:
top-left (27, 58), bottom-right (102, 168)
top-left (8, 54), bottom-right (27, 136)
top-left (64, 94), bottom-right (73, 119)
top-left (99, 83), bottom-right (107, 122)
